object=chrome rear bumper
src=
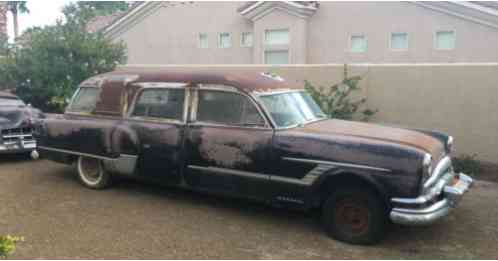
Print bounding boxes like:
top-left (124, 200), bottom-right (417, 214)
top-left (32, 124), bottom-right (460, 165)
top-left (390, 172), bottom-right (473, 226)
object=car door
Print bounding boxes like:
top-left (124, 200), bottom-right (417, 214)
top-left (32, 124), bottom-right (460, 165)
top-left (127, 83), bottom-right (189, 184)
top-left (184, 85), bottom-right (275, 200)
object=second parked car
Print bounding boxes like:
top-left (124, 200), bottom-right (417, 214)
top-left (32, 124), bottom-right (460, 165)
top-left (0, 91), bottom-right (42, 158)
top-left (35, 68), bottom-right (472, 245)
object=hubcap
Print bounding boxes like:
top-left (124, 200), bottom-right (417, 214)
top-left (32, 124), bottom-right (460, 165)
top-left (335, 198), bottom-right (370, 235)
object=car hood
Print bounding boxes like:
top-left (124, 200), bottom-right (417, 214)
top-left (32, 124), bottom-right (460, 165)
top-left (0, 106), bottom-right (42, 129)
top-left (299, 119), bottom-right (445, 157)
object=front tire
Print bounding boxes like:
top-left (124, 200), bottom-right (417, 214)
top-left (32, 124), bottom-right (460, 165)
top-left (322, 188), bottom-right (387, 245)
top-left (77, 156), bottom-right (111, 189)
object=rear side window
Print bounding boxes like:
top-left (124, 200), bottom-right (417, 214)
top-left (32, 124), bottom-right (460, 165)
top-left (69, 87), bottom-right (100, 112)
top-left (197, 90), bottom-right (265, 126)
top-left (132, 89), bottom-right (185, 120)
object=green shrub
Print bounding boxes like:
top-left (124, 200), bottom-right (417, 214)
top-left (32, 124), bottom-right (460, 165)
top-left (0, 235), bottom-right (23, 259)
top-left (305, 64), bottom-right (377, 121)
top-left (453, 154), bottom-right (481, 175)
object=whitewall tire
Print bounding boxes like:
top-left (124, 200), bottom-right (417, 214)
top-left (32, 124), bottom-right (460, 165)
top-left (77, 156), bottom-right (111, 189)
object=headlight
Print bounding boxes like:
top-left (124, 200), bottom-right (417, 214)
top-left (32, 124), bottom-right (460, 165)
top-left (446, 136), bottom-right (454, 154)
top-left (423, 153), bottom-right (433, 178)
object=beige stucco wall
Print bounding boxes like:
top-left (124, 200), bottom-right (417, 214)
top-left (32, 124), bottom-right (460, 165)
top-left (308, 2), bottom-right (498, 63)
top-left (111, 2), bottom-right (498, 64)
top-left (253, 10), bottom-right (308, 63)
top-left (115, 2), bottom-right (253, 64)
top-left (121, 63), bottom-right (498, 163)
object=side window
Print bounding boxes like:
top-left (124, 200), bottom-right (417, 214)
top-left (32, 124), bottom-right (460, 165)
top-left (197, 90), bottom-right (265, 126)
top-left (69, 87), bottom-right (100, 112)
top-left (132, 89), bottom-right (185, 120)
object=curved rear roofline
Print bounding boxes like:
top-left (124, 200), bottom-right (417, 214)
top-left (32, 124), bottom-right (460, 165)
top-left (79, 67), bottom-right (302, 94)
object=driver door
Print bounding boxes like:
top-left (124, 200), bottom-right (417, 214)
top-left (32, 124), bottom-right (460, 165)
top-left (184, 85), bottom-right (276, 200)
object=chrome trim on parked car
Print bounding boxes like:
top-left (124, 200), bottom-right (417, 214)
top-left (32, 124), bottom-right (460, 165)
top-left (423, 156), bottom-right (452, 191)
top-left (282, 157), bottom-right (392, 173)
top-left (38, 146), bottom-right (118, 161)
top-left (390, 172), bottom-right (473, 226)
top-left (102, 154), bottom-right (138, 176)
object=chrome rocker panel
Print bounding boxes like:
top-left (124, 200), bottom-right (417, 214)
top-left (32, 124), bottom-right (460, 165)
top-left (390, 172), bottom-right (473, 226)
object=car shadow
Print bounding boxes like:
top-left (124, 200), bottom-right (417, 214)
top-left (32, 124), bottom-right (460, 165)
top-left (0, 153), bottom-right (32, 164)
top-left (48, 165), bottom-right (454, 248)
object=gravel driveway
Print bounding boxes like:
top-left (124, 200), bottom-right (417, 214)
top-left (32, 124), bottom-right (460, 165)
top-left (1, 156), bottom-right (497, 259)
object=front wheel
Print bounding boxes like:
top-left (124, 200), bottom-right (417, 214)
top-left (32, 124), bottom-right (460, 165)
top-left (322, 188), bottom-right (387, 245)
top-left (77, 156), bottom-right (111, 189)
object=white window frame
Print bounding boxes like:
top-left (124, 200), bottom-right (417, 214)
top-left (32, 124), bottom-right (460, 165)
top-left (262, 28), bottom-right (291, 64)
top-left (389, 32), bottom-right (409, 51)
top-left (240, 32), bottom-right (253, 47)
top-left (217, 32), bottom-right (232, 48)
top-left (434, 30), bottom-right (456, 50)
top-left (264, 28), bottom-right (290, 46)
top-left (349, 34), bottom-right (368, 53)
top-left (198, 33), bottom-right (208, 49)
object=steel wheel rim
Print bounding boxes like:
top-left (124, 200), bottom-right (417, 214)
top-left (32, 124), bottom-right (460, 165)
top-left (334, 198), bottom-right (370, 236)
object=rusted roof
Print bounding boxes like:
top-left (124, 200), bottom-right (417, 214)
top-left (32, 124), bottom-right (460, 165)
top-left (81, 67), bottom-right (301, 94)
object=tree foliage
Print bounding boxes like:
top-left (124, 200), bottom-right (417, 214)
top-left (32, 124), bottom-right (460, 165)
top-left (0, 3), bottom-right (127, 112)
top-left (6, 1), bottom-right (29, 14)
top-left (305, 64), bottom-right (377, 121)
top-left (7, 1), bottom-right (29, 39)
top-left (77, 1), bottom-right (130, 16)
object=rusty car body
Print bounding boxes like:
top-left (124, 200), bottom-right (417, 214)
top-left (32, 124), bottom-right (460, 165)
top-left (0, 91), bottom-right (42, 158)
top-left (35, 67), bottom-right (473, 244)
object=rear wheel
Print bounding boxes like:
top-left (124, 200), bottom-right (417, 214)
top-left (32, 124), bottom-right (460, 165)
top-left (322, 188), bottom-right (387, 245)
top-left (77, 156), bottom-right (111, 189)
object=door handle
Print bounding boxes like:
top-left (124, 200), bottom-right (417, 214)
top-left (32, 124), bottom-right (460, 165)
top-left (143, 144), bottom-right (151, 149)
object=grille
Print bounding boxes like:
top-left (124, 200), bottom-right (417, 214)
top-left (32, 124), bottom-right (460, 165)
top-left (1, 127), bottom-right (34, 145)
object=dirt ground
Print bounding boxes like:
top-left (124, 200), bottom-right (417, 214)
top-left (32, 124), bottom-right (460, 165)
top-left (1, 156), bottom-right (497, 259)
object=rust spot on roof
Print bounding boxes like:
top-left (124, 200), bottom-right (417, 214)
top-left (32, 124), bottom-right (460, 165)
top-left (81, 67), bottom-right (301, 94)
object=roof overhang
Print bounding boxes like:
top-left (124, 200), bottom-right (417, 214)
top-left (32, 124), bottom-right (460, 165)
top-left (238, 1), bottom-right (318, 21)
top-left (412, 1), bottom-right (498, 30)
top-left (102, 2), bottom-right (163, 40)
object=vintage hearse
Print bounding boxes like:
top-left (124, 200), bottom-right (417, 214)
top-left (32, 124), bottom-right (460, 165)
top-left (0, 91), bottom-right (42, 158)
top-left (35, 67), bottom-right (472, 244)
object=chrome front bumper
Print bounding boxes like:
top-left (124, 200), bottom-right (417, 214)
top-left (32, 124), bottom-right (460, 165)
top-left (390, 162), bottom-right (473, 226)
top-left (0, 140), bottom-right (37, 153)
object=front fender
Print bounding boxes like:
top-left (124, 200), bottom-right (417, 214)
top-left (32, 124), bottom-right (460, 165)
top-left (310, 168), bottom-right (391, 208)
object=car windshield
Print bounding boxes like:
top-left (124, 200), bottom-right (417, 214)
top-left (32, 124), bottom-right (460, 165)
top-left (259, 91), bottom-right (326, 128)
top-left (0, 97), bottom-right (25, 106)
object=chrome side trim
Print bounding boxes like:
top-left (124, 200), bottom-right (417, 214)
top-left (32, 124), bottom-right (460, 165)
top-left (132, 82), bottom-right (188, 88)
top-left (188, 165), bottom-right (326, 186)
top-left (187, 165), bottom-right (269, 180)
top-left (271, 175), bottom-right (310, 185)
top-left (283, 157), bottom-right (392, 173)
top-left (38, 146), bottom-right (117, 161)
top-left (103, 154), bottom-right (138, 176)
